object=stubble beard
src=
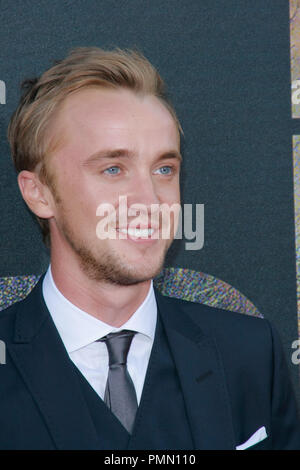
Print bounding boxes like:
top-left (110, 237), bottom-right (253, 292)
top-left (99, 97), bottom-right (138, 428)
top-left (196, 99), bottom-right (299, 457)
top-left (59, 213), bottom-right (172, 286)
top-left (49, 173), bottom-right (174, 285)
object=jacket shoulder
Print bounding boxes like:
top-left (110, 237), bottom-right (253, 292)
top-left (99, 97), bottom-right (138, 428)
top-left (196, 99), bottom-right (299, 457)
top-left (0, 297), bottom-right (26, 340)
top-left (0, 277), bottom-right (45, 342)
top-left (156, 289), bottom-right (268, 331)
top-left (155, 289), bottom-right (276, 365)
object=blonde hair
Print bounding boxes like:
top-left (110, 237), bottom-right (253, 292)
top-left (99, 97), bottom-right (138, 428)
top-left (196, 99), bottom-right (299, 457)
top-left (8, 47), bottom-right (182, 247)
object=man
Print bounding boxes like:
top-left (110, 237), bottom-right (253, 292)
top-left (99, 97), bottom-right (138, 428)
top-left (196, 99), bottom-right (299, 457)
top-left (0, 47), bottom-right (299, 450)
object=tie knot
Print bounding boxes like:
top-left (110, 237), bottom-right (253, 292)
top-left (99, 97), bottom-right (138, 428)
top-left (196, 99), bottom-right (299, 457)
top-left (99, 330), bottom-right (136, 367)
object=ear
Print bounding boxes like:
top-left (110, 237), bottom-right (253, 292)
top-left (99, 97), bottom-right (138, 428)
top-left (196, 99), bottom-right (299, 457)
top-left (17, 170), bottom-right (55, 219)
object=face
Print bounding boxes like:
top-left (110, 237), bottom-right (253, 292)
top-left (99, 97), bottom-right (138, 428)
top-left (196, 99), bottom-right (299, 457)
top-left (45, 87), bottom-right (181, 285)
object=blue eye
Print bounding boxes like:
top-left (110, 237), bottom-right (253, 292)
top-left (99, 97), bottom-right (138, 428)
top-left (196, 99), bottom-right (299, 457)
top-left (156, 166), bottom-right (173, 175)
top-left (104, 166), bottom-right (121, 175)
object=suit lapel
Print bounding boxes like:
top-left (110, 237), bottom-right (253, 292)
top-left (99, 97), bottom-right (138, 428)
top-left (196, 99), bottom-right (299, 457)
top-left (156, 289), bottom-right (236, 450)
top-left (7, 277), bottom-right (101, 450)
top-left (7, 276), bottom-right (236, 449)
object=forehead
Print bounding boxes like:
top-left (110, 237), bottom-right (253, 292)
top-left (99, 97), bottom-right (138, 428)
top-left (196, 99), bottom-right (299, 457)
top-left (49, 87), bottom-right (180, 154)
top-left (61, 87), bottom-right (176, 125)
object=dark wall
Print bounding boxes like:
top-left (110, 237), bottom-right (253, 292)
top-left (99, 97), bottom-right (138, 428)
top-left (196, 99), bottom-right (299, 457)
top-left (0, 0), bottom-right (299, 404)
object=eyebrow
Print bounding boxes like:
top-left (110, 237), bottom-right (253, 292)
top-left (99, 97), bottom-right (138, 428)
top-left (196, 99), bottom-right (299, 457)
top-left (157, 151), bottom-right (183, 163)
top-left (83, 149), bottom-right (182, 166)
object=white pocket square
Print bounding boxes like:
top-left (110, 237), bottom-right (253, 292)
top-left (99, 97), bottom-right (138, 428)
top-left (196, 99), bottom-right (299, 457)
top-left (235, 426), bottom-right (267, 450)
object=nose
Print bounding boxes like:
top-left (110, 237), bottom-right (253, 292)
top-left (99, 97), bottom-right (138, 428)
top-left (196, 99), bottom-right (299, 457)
top-left (126, 172), bottom-right (161, 208)
top-left (122, 172), bottom-right (161, 227)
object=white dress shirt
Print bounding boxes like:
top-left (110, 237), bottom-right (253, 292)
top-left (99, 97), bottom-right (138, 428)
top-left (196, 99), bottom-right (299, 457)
top-left (42, 265), bottom-right (157, 405)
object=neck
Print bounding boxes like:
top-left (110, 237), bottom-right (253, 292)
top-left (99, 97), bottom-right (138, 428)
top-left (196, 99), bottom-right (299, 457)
top-left (49, 258), bottom-right (152, 328)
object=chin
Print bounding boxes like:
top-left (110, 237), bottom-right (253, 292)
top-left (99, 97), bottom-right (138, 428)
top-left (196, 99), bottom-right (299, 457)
top-left (107, 261), bottom-right (164, 286)
top-left (67, 231), bottom-right (170, 285)
top-left (77, 249), bottom-right (165, 286)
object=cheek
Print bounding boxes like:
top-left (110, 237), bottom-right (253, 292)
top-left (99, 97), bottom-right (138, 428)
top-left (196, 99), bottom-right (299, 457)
top-left (64, 177), bottom-right (105, 215)
top-left (162, 184), bottom-right (180, 204)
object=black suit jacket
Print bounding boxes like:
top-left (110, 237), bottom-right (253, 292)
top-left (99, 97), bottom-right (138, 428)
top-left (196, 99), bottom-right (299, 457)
top-left (0, 275), bottom-right (299, 450)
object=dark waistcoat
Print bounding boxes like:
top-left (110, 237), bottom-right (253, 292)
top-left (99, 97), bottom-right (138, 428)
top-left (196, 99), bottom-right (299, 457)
top-left (72, 311), bottom-right (195, 450)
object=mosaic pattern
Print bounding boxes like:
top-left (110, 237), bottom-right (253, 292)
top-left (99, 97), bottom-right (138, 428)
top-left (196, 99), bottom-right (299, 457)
top-left (154, 268), bottom-right (261, 316)
top-left (290, 0), bottom-right (300, 117)
top-left (0, 275), bottom-right (40, 311)
top-left (0, 268), bottom-right (261, 317)
top-left (291, 2), bottom-right (300, 345)
top-left (293, 136), bottom-right (300, 336)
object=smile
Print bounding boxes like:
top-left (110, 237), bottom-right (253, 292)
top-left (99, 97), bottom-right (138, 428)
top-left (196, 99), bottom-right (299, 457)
top-left (117, 228), bottom-right (155, 238)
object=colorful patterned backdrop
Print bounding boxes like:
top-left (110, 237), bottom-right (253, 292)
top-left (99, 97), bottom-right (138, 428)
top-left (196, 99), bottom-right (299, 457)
top-left (291, 0), bottom-right (300, 345)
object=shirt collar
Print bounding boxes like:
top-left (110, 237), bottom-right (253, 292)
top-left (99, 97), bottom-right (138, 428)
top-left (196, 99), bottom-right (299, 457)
top-left (42, 265), bottom-right (157, 353)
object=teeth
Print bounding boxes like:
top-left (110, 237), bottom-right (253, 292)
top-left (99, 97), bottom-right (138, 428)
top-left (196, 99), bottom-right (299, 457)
top-left (118, 228), bottom-right (154, 238)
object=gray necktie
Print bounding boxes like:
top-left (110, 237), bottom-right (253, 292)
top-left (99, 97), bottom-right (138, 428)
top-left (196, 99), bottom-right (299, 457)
top-left (99, 330), bottom-right (138, 433)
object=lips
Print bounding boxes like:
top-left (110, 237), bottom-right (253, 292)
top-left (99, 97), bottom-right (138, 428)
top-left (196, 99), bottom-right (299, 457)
top-left (116, 227), bottom-right (156, 238)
